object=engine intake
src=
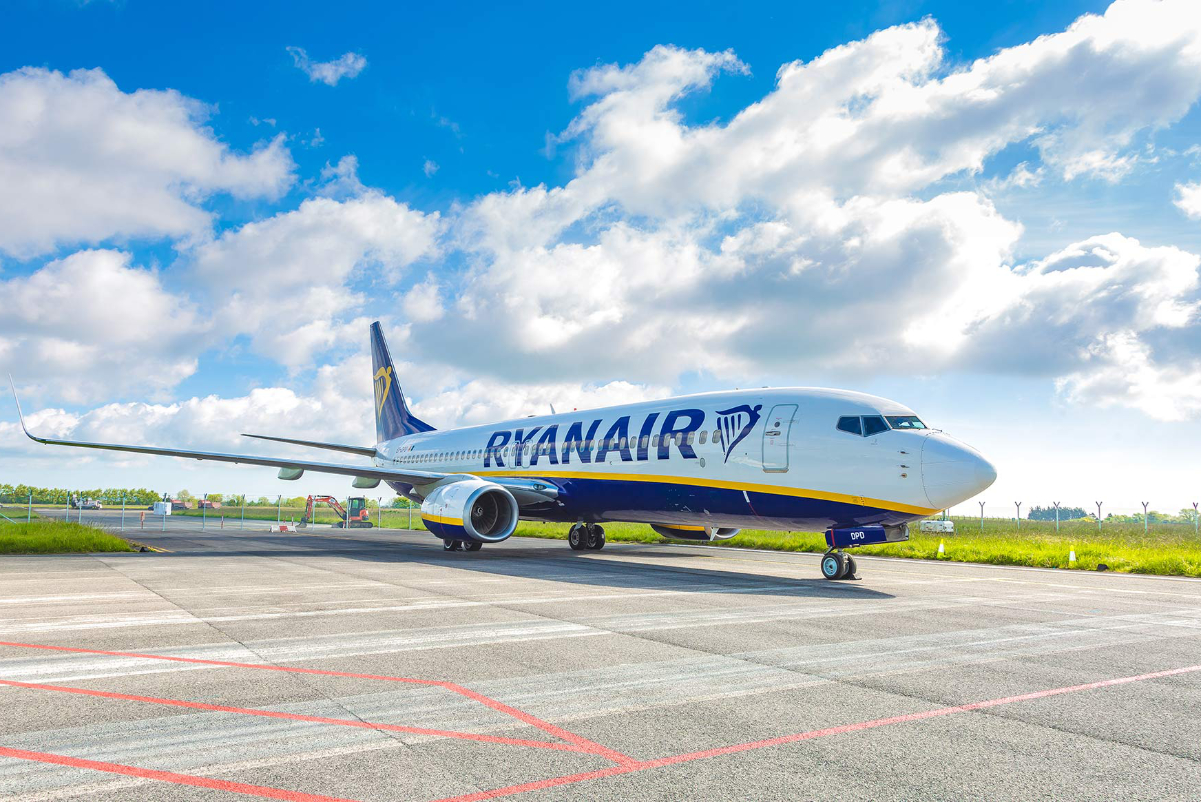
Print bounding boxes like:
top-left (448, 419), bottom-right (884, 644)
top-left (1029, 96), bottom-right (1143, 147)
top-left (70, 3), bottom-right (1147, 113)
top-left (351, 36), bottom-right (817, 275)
top-left (421, 480), bottom-right (519, 543)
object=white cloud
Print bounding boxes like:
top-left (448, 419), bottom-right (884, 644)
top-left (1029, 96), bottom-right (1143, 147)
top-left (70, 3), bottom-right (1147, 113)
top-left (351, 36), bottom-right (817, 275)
top-left (423, 159), bottom-right (439, 177)
top-left (1176, 180), bottom-right (1201, 219)
top-left (417, 0), bottom-right (1201, 419)
top-left (0, 250), bottom-right (207, 403)
top-left (0, 67), bottom-right (295, 258)
top-left (188, 193), bottom-right (440, 367)
top-left (287, 47), bottom-right (367, 86)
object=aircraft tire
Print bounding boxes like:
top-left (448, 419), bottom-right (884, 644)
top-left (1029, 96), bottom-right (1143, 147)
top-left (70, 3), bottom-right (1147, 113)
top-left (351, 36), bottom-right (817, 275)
top-left (464, 541), bottom-right (483, 552)
top-left (568, 525), bottom-right (587, 551)
top-left (821, 552), bottom-right (847, 580)
top-left (587, 525), bottom-right (606, 550)
top-left (443, 539), bottom-right (460, 552)
top-left (843, 555), bottom-right (857, 579)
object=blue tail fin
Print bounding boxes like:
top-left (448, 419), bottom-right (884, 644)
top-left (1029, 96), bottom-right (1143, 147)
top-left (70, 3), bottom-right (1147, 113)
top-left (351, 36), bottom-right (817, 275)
top-left (370, 322), bottom-right (434, 442)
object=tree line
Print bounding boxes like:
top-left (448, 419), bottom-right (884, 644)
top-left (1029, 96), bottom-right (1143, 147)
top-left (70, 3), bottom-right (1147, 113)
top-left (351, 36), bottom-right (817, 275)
top-left (0, 484), bottom-right (418, 509)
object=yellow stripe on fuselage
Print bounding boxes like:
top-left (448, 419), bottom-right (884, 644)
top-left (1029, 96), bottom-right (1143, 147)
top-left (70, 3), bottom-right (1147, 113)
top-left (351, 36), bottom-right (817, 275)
top-left (474, 469), bottom-right (936, 517)
top-left (422, 513), bottom-right (463, 526)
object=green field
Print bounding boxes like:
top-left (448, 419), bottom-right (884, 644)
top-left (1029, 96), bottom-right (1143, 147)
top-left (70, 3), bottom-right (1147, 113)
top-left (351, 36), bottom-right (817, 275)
top-left (508, 516), bottom-right (1201, 577)
top-left (0, 519), bottom-right (135, 554)
top-left (171, 506), bottom-right (1201, 577)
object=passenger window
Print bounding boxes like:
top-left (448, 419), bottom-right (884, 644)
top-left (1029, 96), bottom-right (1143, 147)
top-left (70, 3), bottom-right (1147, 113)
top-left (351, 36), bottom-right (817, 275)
top-left (699, 430), bottom-right (707, 444)
top-left (836, 416), bottom-right (862, 436)
top-left (713, 429), bottom-right (722, 444)
top-left (862, 416), bottom-right (889, 436)
top-left (685, 431), bottom-right (694, 445)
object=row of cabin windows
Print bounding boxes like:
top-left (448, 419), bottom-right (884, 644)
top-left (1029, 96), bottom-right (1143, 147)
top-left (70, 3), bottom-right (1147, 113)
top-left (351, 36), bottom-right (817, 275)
top-left (396, 428), bottom-right (731, 465)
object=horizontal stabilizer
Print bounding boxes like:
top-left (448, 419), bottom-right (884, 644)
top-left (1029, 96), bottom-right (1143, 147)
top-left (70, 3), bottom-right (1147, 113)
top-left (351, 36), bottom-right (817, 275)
top-left (242, 433), bottom-right (376, 458)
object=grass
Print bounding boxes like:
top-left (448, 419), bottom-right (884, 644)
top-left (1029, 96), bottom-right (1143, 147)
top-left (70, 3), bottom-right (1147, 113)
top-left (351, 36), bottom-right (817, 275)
top-left (512, 516), bottom-right (1201, 577)
top-left (0, 519), bottom-right (135, 554)
top-left (178, 505), bottom-right (1201, 577)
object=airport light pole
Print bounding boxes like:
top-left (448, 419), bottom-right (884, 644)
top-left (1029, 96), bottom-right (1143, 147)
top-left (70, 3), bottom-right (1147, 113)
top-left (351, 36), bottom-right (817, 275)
top-left (1142, 501), bottom-right (1150, 534)
top-left (240, 496), bottom-right (245, 530)
top-left (120, 493), bottom-right (125, 530)
top-left (377, 498), bottom-right (382, 529)
top-left (978, 501), bottom-right (985, 533)
top-left (277, 495), bottom-right (282, 525)
top-left (1052, 501), bottom-right (1060, 534)
top-left (1015, 502), bottom-right (1021, 530)
top-left (1095, 502), bottom-right (1103, 532)
top-left (202, 493), bottom-right (208, 531)
top-left (1194, 502), bottom-right (1199, 537)
top-left (27, 491), bottom-right (32, 524)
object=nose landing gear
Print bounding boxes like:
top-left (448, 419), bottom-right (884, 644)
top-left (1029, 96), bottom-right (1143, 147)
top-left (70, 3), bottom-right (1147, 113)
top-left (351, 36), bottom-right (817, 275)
top-left (820, 550), bottom-right (857, 580)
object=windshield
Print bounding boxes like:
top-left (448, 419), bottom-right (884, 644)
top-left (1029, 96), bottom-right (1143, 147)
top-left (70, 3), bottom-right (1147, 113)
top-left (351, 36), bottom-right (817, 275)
top-left (886, 415), bottom-right (927, 430)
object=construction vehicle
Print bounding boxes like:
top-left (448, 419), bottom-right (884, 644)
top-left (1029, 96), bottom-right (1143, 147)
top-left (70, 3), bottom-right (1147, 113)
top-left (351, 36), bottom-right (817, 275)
top-left (298, 495), bottom-right (373, 528)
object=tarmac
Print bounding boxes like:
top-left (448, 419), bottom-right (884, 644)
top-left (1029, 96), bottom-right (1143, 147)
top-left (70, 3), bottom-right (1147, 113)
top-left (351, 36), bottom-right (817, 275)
top-left (1, 508), bottom-right (1199, 800)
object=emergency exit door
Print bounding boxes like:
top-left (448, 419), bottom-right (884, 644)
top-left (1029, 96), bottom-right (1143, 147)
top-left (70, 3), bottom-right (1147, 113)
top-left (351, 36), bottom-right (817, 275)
top-left (761, 404), bottom-right (797, 472)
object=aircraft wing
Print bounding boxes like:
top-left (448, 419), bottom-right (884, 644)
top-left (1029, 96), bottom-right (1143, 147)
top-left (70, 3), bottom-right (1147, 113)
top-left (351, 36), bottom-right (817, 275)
top-left (10, 380), bottom-right (558, 503)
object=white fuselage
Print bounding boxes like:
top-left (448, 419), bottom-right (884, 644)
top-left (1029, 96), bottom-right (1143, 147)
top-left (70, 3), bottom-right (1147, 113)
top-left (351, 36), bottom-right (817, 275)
top-left (372, 388), bottom-right (995, 532)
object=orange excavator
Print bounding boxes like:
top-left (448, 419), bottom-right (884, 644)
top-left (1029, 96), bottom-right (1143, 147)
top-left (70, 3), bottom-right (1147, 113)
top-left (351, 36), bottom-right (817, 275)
top-left (299, 495), bottom-right (374, 528)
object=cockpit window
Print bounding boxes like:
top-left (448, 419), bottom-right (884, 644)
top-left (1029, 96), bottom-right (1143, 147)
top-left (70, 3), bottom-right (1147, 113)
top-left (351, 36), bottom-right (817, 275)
top-left (886, 415), bottom-right (926, 430)
top-left (836, 416), bottom-right (862, 436)
top-left (862, 415), bottom-right (889, 436)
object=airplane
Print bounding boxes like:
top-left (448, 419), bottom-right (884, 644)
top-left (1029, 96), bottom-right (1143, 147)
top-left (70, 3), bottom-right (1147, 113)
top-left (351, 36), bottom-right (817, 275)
top-left (10, 322), bottom-right (996, 580)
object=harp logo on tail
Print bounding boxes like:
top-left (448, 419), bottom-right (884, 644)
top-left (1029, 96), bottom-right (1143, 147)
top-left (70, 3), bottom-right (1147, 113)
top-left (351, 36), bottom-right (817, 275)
top-left (374, 366), bottom-right (393, 420)
top-left (715, 403), bottom-right (762, 462)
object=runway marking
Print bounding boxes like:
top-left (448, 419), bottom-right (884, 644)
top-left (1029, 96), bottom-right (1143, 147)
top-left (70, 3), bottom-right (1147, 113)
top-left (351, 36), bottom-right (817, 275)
top-left (6, 660), bottom-right (1197, 802)
top-left (424, 661), bottom-right (1201, 802)
top-left (0, 678), bottom-right (582, 753)
top-left (0, 746), bottom-right (357, 802)
top-left (0, 640), bottom-right (633, 766)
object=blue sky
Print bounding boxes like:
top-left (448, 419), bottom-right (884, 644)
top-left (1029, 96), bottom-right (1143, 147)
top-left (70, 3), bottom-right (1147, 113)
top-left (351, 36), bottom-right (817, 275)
top-left (2, 0), bottom-right (1200, 515)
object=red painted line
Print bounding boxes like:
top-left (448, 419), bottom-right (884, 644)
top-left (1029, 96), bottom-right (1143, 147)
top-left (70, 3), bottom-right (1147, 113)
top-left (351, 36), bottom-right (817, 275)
top-left (0, 745), bottom-right (360, 802)
top-left (0, 678), bottom-right (580, 753)
top-left (441, 681), bottom-right (637, 766)
top-left (425, 662), bottom-right (1201, 802)
top-left (0, 641), bottom-right (634, 763)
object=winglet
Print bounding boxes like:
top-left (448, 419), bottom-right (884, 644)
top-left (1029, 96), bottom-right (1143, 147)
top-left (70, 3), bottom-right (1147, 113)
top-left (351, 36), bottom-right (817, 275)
top-left (8, 375), bottom-right (39, 442)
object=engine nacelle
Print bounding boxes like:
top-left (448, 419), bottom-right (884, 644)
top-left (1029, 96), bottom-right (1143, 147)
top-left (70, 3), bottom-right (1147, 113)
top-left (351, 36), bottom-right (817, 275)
top-left (651, 524), bottom-right (740, 542)
top-left (421, 480), bottom-right (519, 543)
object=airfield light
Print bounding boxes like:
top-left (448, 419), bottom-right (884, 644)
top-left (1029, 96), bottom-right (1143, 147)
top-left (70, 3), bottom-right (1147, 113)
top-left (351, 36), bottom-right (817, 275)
top-left (277, 495), bottom-right (282, 524)
top-left (1015, 501), bottom-right (1021, 529)
top-left (1052, 501), bottom-right (1060, 533)
top-left (1194, 503), bottom-right (1198, 537)
top-left (1095, 502), bottom-right (1103, 532)
top-left (1141, 501), bottom-right (1150, 534)
top-left (979, 500), bottom-right (985, 533)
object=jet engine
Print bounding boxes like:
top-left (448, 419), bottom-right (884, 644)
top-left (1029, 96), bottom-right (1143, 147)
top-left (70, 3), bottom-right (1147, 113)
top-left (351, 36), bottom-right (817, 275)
top-left (421, 480), bottom-right (519, 543)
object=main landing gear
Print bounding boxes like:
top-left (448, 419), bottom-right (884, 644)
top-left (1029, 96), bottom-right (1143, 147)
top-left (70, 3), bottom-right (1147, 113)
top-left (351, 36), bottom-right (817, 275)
top-left (568, 523), bottom-right (606, 551)
top-left (820, 550), bottom-right (857, 580)
top-left (443, 540), bottom-right (483, 552)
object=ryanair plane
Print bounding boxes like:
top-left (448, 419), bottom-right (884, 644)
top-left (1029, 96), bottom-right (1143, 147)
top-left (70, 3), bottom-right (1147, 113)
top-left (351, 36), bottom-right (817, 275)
top-left (12, 322), bottom-right (995, 580)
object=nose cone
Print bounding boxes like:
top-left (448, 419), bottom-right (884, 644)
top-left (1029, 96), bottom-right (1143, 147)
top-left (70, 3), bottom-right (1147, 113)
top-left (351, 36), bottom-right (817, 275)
top-left (921, 433), bottom-right (997, 509)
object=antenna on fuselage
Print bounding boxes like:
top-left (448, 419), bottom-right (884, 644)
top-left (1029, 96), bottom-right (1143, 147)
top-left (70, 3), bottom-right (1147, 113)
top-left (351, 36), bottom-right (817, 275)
top-left (549, 403), bottom-right (556, 415)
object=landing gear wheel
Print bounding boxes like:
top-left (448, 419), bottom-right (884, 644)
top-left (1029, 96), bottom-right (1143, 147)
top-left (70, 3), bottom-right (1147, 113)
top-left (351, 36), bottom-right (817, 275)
top-left (843, 556), bottom-right (857, 579)
top-left (443, 539), bottom-right (461, 552)
top-left (586, 525), bottom-right (606, 550)
top-left (463, 541), bottom-right (483, 552)
top-left (568, 524), bottom-right (587, 551)
top-left (821, 551), bottom-right (848, 580)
